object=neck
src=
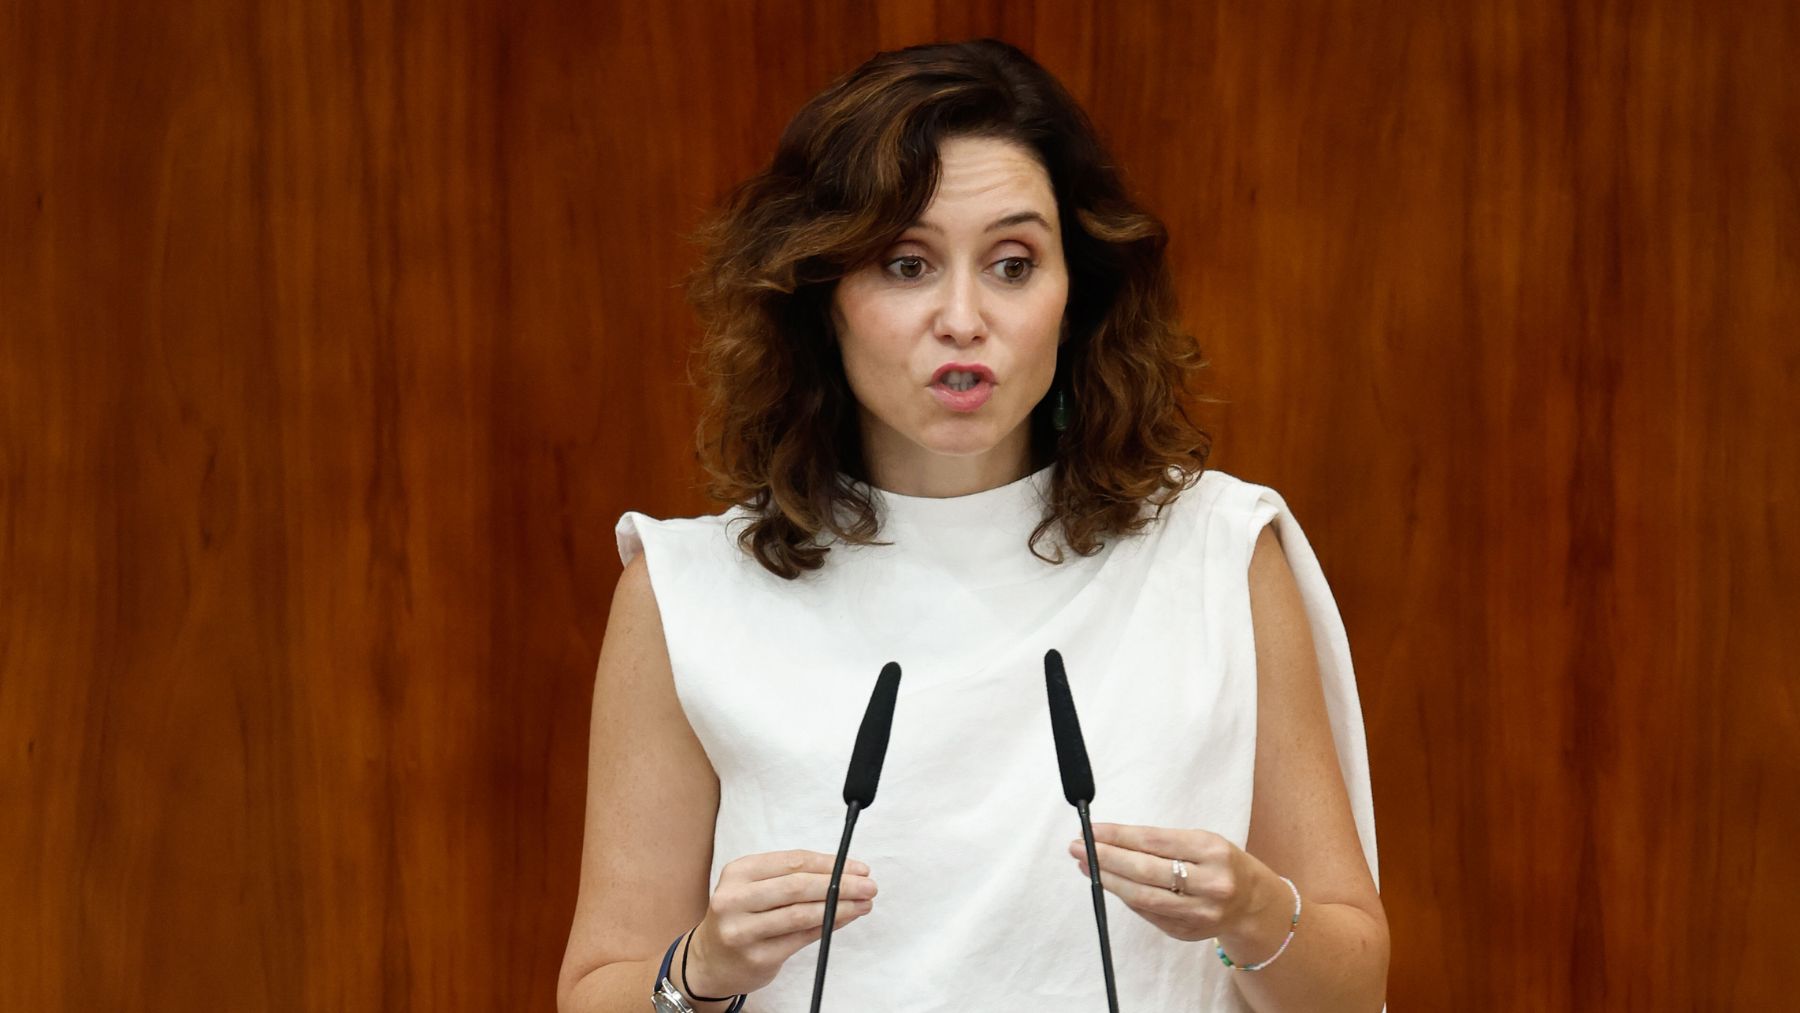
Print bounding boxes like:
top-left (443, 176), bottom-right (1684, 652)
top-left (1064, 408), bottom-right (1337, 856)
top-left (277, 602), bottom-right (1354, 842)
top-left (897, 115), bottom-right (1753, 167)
top-left (861, 423), bottom-right (1034, 498)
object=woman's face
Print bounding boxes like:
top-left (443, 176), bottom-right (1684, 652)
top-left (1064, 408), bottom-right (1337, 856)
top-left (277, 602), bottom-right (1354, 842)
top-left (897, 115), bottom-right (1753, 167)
top-left (830, 134), bottom-right (1070, 491)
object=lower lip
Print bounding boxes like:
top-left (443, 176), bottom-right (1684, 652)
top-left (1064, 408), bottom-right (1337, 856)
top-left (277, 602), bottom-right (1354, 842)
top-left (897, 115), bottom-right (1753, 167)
top-left (930, 378), bottom-right (994, 412)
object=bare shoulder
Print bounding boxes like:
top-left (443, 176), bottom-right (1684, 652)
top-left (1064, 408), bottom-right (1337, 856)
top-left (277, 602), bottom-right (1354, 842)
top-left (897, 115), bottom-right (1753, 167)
top-left (1246, 528), bottom-right (1325, 782)
top-left (1247, 526), bottom-right (1306, 638)
top-left (590, 554), bottom-right (680, 705)
top-left (604, 555), bottom-right (664, 676)
top-left (584, 555), bottom-right (690, 733)
top-left (618, 550), bottom-right (653, 600)
top-left (615, 552), bottom-right (660, 629)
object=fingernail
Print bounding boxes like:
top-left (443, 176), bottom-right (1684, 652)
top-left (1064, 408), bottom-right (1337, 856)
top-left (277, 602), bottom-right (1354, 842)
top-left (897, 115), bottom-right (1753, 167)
top-left (851, 861), bottom-right (869, 875)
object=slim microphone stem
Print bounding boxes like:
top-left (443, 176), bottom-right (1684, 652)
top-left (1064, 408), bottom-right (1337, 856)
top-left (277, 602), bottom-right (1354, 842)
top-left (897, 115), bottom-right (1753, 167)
top-left (809, 799), bottom-right (863, 1013)
top-left (1077, 799), bottom-right (1120, 1013)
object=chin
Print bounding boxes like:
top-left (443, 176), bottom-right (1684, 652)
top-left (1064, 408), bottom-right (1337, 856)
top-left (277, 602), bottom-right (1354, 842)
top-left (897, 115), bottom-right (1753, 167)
top-left (917, 442), bottom-right (995, 459)
top-left (912, 421), bottom-right (1013, 458)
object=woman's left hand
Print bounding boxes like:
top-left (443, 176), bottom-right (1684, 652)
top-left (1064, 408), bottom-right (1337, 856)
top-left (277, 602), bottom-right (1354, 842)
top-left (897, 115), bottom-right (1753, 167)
top-left (1068, 822), bottom-right (1281, 944)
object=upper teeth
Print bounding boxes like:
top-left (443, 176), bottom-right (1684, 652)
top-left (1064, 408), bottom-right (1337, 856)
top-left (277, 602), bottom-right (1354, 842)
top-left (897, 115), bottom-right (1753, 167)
top-left (943, 371), bottom-right (979, 391)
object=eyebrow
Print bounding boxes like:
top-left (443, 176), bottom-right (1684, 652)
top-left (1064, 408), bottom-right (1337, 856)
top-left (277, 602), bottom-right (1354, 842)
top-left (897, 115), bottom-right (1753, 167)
top-left (909, 210), bottom-right (1055, 235)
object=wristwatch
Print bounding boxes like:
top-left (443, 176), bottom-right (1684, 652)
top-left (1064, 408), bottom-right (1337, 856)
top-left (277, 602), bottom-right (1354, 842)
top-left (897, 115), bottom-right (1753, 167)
top-left (651, 935), bottom-right (697, 1012)
top-left (650, 935), bottom-right (747, 1012)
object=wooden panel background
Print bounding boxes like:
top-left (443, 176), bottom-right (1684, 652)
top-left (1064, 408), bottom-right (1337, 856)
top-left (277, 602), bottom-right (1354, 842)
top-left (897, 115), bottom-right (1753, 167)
top-left (3, 1), bottom-right (1794, 1009)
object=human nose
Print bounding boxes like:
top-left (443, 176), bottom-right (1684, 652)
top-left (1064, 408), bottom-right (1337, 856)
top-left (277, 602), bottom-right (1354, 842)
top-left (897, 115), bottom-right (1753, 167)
top-left (933, 266), bottom-right (987, 347)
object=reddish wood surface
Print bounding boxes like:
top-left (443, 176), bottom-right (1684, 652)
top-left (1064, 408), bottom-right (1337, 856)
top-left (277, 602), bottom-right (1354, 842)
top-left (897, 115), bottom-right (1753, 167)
top-left (3, 1), bottom-right (1794, 1009)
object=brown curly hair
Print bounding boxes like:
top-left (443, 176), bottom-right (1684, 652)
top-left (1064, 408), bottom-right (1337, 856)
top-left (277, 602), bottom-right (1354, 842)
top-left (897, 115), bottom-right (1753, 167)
top-left (684, 38), bottom-right (1211, 580)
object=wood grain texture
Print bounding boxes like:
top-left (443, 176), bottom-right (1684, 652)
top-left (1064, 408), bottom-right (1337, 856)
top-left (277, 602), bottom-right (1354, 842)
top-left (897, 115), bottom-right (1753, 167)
top-left (2, 1), bottom-right (1793, 1009)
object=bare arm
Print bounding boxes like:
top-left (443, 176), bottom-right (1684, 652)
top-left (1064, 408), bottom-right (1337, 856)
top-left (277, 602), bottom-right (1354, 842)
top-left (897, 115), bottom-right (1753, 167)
top-left (1226, 525), bottom-right (1389, 1010)
top-left (556, 555), bottom-right (725, 1012)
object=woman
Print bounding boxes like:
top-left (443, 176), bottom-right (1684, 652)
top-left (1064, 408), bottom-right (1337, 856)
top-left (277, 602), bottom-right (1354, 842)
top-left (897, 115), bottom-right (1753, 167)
top-left (558, 38), bottom-right (1387, 1012)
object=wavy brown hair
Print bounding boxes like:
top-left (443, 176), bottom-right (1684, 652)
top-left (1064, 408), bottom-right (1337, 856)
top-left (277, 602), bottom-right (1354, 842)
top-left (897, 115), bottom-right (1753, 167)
top-left (685, 38), bottom-right (1211, 579)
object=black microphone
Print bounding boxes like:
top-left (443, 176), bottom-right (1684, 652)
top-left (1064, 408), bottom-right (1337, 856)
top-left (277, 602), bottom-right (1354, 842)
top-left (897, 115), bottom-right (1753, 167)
top-left (842, 661), bottom-right (902, 809)
top-left (1044, 649), bottom-right (1119, 1013)
top-left (810, 661), bottom-right (902, 1013)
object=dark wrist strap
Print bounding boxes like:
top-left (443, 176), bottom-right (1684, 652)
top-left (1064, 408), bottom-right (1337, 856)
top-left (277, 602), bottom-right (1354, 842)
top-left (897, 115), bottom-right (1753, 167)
top-left (680, 928), bottom-right (746, 1009)
top-left (655, 935), bottom-right (681, 995)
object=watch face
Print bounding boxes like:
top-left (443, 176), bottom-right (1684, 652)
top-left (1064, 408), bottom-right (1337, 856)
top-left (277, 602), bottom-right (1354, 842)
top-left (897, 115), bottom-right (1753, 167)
top-left (652, 978), bottom-right (692, 1013)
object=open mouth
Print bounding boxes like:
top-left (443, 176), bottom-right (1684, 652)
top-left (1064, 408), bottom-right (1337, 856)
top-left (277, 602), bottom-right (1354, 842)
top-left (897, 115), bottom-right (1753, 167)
top-left (928, 364), bottom-right (997, 411)
top-left (929, 363), bottom-right (996, 387)
top-left (939, 370), bottom-right (982, 392)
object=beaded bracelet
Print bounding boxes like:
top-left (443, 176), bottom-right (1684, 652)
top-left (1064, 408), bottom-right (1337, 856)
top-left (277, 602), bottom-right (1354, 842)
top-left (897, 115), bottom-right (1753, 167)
top-left (1215, 874), bottom-right (1301, 972)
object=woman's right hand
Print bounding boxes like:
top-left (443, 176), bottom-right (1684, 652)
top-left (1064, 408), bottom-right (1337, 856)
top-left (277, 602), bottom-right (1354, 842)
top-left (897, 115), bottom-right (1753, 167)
top-left (679, 849), bottom-right (878, 999)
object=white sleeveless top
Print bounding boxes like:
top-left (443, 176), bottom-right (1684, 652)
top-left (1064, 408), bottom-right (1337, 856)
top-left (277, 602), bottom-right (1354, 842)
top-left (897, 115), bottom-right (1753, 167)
top-left (617, 465), bottom-right (1378, 1012)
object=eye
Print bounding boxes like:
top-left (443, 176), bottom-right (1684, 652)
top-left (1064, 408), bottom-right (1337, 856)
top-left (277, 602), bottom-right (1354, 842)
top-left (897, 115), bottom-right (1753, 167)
top-left (997, 256), bottom-right (1036, 283)
top-left (885, 255), bottom-right (927, 280)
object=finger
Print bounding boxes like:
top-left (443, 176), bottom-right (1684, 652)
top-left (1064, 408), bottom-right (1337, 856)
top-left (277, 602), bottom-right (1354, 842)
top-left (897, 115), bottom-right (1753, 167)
top-left (756, 922), bottom-right (825, 962)
top-left (1123, 906), bottom-right (1205, 943)
top-left (1074, 855), bottom-right (1231, 939)
top-left (1072, 857), bottom-right (1189, 919)
top-left (735, 897), bottom-right (874, 942)
top-left (752, 901), bottom-right (869, 961)
top-left (764, 899), bottom-right (868, 946)
top-left (1089, 823), bottom-right (1218, 860)
top-left (733, 872), bottom-right (878, 912)
top-left (1068, 839), bottom-right (1190, 893)
top-left (725, 850), bottom-right (870, 882)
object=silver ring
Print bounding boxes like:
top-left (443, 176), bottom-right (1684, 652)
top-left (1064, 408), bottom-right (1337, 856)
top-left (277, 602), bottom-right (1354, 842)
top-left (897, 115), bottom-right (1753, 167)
top-left (1169, 858), bottom-right (1188, 895)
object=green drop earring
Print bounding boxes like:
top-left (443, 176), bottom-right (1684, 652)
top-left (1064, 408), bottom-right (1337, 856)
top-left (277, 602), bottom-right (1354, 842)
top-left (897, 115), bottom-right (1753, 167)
top-left (1051, 319), bottom-right (1073, 432)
